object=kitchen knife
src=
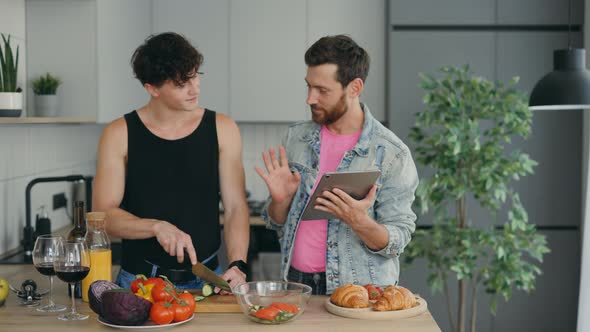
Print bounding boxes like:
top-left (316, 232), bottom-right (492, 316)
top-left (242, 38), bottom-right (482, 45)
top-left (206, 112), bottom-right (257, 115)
top-left (192, 262), bottom-right (232, 292)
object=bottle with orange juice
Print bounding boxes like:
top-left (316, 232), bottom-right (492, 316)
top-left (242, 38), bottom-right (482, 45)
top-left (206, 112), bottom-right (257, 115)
top-left (81, 212), bottom-right (112, 302)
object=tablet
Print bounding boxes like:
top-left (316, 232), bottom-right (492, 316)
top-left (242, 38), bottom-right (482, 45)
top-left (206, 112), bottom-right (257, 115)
top-left (300, 170), bottom-right (381, 221)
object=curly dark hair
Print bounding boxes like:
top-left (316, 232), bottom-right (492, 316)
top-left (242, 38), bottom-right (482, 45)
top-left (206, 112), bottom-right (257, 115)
top-left (131, 32), bottom-right (203, 87)
top-left (304, 35), bottom-right (370, 87)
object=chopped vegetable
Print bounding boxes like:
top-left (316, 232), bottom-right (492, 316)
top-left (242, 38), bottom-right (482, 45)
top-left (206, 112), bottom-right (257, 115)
top-left (252, 305), bottom-right (281, 321)
top-left (248, 303), bottom-right (300, 324)
top-left (270, 302), bottom-right (299, 313)
top-left (194, 296), bottom-right (206, 302)
top-left (202, 283), bottom-right (215, 297)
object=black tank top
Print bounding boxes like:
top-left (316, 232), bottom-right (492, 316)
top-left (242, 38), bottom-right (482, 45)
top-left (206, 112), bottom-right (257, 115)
top-left (120, 109), bottom-right (220, 271)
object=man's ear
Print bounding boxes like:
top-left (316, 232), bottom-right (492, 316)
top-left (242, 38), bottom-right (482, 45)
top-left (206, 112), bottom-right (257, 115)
top-left (145, 83), bottom-right (160, 98)
top-left (348, 78), bottom-right (364, 98)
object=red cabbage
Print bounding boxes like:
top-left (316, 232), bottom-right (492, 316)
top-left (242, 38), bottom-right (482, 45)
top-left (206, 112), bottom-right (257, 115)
top-left (88, 280), bottom-right (122, 316)
top-left (101, 290), bottom-right (152, 326)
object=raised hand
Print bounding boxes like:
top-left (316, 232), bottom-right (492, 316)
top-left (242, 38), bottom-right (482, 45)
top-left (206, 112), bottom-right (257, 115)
top-left (255, 146), bottom-right (301, 204)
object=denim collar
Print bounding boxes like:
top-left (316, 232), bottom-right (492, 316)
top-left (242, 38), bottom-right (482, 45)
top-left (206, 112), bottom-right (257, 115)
top-left (299, 103), bottom-right (374, 157)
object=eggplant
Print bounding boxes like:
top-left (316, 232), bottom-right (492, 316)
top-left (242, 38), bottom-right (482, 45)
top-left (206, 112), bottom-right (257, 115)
top-left (88, 280), bottom-right (122, 316)
top-left (101, 289), bottom-right (152, 326)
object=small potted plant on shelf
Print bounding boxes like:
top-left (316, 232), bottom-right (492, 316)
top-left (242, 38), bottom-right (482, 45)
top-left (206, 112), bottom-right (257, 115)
top-left (32, 72), bottom-right (62, 117)
top-left (0, 33), bottom-right (22, 117)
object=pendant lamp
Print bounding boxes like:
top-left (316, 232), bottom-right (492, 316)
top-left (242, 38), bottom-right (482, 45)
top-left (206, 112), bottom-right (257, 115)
top-left (529, 0), bottom-right (590, 111)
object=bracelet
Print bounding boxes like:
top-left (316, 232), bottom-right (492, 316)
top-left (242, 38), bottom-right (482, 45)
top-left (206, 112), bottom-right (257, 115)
top-left (228, 260), bottom-right (248, 275)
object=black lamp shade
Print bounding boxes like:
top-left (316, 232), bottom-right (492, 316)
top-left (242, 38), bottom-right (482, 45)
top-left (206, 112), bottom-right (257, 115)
top-left (529, 48), bottom-right (590, 110)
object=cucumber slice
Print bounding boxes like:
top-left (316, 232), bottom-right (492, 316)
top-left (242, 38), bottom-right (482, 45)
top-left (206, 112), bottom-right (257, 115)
top-left (194, 295), bottom-right (206, 302)
top-left (202, 283), bottom-right (214, 297)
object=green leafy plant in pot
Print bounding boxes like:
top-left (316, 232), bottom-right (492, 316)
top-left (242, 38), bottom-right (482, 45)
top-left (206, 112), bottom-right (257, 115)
top-left (404, 65), bottom-right (550, 332)
top-left (32, 73), bottom-right (62, 117)
top-left (0, 33), bottom-right (22, 117)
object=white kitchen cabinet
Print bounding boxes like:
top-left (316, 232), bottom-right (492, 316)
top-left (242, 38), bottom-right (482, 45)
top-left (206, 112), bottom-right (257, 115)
top-left (26, 0), bottom-right (150, 123)
top-left (96, 0), bottom-right (151, 123)
top-left (152, 0), bottom-right (230, 115)
top-left (26, 0), bottom-right (386, 123)
top-left (229, 0), bottom-right (307, 122)
top-left (307, 0), bottom-right (386, 122)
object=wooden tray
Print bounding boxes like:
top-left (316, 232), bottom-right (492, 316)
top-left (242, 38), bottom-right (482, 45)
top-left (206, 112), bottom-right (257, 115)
top-left (324, 296), bottom-right (428, 320)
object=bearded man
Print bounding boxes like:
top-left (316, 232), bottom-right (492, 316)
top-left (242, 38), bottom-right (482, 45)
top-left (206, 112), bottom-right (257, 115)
top-left (256, 35), bottom-right (419, 295)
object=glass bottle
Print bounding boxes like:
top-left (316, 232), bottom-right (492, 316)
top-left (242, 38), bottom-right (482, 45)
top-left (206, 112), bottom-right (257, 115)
top-left (67, 201), bottom-right (86, 298)
top-left (67, 201), bottom-right (87, 241)
top-left (81, 212), bottom-right (112, 302)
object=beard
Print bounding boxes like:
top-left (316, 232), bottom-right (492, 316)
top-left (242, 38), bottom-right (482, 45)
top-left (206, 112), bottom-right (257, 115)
top-left (310, 94), bottom-right (348, 125)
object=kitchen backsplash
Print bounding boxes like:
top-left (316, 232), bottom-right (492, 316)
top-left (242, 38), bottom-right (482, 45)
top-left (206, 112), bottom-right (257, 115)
top-left (0, 123), bottom-right (103, 255)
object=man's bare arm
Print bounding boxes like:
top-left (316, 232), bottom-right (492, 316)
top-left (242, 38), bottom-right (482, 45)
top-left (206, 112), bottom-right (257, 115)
top-left (217, 114), bottom-right (250, 264)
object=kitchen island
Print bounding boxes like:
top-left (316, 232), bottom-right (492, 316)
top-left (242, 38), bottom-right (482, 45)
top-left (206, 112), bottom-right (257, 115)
top-left (0, 265), bottom-right (441, 331)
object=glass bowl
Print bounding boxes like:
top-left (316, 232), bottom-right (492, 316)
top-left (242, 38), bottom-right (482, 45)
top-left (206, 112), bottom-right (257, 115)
top-left (233, 281), bottom-right (312, 324)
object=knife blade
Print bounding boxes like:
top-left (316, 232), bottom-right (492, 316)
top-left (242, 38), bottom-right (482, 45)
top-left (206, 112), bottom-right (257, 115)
top-left (192, 262), bottom-right (232, 292)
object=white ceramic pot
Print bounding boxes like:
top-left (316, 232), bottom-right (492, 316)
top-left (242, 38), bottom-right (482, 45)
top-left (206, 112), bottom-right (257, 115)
top-left (0, 92), bottom-right (23, 117)
top-left (35, 94), bottom-right (58, 117)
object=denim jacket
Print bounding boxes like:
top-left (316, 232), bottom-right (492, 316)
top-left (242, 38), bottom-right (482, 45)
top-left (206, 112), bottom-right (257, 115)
top-left (262, 104), bottom-right (419, 294)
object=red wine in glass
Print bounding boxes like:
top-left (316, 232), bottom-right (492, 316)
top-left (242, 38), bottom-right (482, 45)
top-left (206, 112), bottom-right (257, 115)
top-left (32, 235), bottom-right (66, 312)
top-left (35, 262), bottom-right (56, 276)
top-left (55, 266), bottom-right (90, 283)
top-left (54, 238), bottom-right (91, 321)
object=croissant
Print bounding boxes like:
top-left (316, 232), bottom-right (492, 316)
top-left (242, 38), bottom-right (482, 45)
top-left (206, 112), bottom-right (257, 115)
top-left (373, 285), bottom-right (416, 311)
top-left (330, 284), bottom-right (369, 308)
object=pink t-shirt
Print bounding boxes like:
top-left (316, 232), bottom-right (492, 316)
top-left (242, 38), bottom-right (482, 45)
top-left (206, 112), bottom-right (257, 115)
top-left (290, 125), bottom-right (361, 273)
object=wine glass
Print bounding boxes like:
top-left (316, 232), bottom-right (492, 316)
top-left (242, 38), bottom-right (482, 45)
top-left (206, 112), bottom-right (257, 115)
top-left (54, 238), bottom-right (91, 321)
top-left (32, 235), bottom-right (66, 312)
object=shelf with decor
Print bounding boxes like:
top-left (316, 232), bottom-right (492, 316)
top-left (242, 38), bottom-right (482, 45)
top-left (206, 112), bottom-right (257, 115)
top-left (0, 117), bottom-right (96, 124)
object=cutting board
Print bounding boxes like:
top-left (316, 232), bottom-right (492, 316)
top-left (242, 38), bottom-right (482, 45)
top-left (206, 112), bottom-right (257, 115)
top-left (188, 290), bottom-right (242, 313)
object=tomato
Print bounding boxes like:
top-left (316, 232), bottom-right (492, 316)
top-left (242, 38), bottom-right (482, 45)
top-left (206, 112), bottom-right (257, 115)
top-left (252, 306), bottom-right (282, 321)
top-left (150, 301), bottom-right (174, 325)
top-left (152, 283), bottom-right (177, 303)
top-left (175, 292), bottom-right (196, 312)
top-left (172, 302), bottom-right (193, 322)
top-left (363, 284), bottom-right (382, 300)
top-left (146, 277), bottom-right (165, 287)
top-left (269, 302), bottom-right (299, 314)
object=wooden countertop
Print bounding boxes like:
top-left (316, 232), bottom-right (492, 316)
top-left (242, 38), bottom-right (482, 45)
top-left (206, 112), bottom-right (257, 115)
top-left (0, 265), bottom-right (441, 332)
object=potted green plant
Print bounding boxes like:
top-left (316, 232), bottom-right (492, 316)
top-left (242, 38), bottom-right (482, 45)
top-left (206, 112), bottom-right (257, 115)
top-left (405, 66), bottom-right (550, 332)
top-left (0, 33), bottom-right (21, 117)
top-left (32, 72), bottom-right (62, 117)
